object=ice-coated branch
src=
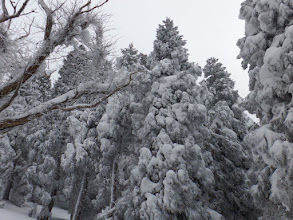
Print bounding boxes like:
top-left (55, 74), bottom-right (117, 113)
top-left (0, 71), bottom-right (138, 130)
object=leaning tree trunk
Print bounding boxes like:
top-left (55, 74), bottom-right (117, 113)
top-left (71, 172), bottom-right (87, 220)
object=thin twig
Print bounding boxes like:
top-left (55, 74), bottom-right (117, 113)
top-left (14, 18), bottom-right (35, 41)
top-left (80, 0), bottom-right (109, 14)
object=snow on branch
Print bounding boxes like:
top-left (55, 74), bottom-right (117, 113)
top-left (0, 71), bottom-right (139, 130)
top-left (62, 71), bottom-right (138, 111)
top-left (96, 207), bottom-right (116, 220)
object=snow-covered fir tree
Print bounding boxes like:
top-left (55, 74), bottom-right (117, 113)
top-left (117, 18), bottom-right (219, 220)
top-left (238, 0), bottom-right (293, 218)
top-left (202, 57), bottom-right (258, 219)
top-left (25, 116), bottom-right (69, 220)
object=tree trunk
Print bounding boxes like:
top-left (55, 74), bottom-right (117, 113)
top-left (2, 162), bottom-right (16, 200)
top-left (110, 156), bottom-right (118, 209)
top-left (71, 172), bottom-right (87, 220)
top-left (37, 188), bottom-right (57, 220)
top-left (2, 177), bottom-right (13, 200)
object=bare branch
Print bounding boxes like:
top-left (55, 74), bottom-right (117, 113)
top-left (14, 17), bottom-right (34, 41)
top-left (52, 1), bottom-right (67, 14)
top-left (10, 0), bottom-right (18, 13)
top-left (0, 71), bottom-right (138, 130)
top-left (0, 0), bottom-right (30, 23)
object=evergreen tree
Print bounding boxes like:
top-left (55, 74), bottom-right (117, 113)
top-left (238, 0), bottom-right (293, 218)
top-left (61, 109), bottom-right (103, 220)
top-left (202, 58), bottom-right (258, 219)
top-left (25, 117), bottom-right (69, 220)
top-left (116, 43), bottom-right (148, 71)
top-left (95, 44), bottom-right (150, 219)
top-left (56, 22), bottom-right (114, 220)
top-left (53, 46), bottom-right (89, 97)
top-left (120, 18), bottom-right (218, 220)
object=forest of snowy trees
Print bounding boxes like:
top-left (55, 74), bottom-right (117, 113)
top-left (1, 0), bottom-right (293, 219)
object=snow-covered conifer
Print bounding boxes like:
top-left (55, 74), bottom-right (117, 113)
top-left (238, 1), bottom-right (293, 218)
top-left (53, 46), bottom-right (89, 97)
top-left (202, 58), bottom-right (258, 219)
top-left (116, 43), bottom-right (148, 71)
top-left (121, 18), bottom-right (218, 220)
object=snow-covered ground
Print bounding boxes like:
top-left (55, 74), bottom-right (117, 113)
top-left (0, 200), bottom-right (70, 220)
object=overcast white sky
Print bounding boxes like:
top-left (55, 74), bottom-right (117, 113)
top-left (103, 0), bottom-right (249, 97)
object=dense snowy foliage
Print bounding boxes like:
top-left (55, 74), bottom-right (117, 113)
top-left (202, 58), bottom-right (258, 219)
top-left (2, 0), bottom-right (293, 219)
top-left (238, 0), bottom-right (293, 218)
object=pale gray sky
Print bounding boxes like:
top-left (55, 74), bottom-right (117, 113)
top-left (103, 0), bottom-right (249, 97)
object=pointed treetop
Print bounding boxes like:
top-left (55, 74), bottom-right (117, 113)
top-left (203, 57), bottom-right (234, 89)
top-left (203, 57), bottom-right (226, 78)
top-left (203, 57), bottom-right (238, 108)
top-left (152, 18), bottom-right (187, 62)
top-left (120, 43), bottom-right (139, 66)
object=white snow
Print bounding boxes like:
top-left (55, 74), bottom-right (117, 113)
top-left (263, 47), bottom-right (284, 68)
top-left (285, 25), bottom-right (293, 38)
top-left (140, 177), bottom-right (159, 195)
top-left (0, 201), bottom-right (70, 220)
top-left (207, 208), bottom-right (224, 220)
